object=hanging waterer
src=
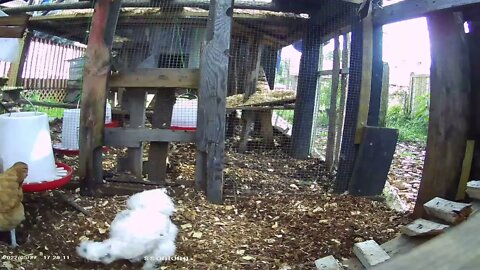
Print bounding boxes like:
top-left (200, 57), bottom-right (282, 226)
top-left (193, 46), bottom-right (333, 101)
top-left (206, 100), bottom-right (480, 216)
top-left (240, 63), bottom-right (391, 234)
top-left (0, 112), bottom-right (58, 184)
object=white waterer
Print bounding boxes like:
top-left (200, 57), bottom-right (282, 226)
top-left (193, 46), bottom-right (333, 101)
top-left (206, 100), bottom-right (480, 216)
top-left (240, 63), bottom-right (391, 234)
top-left (0, 112), bottom-right (57, 184)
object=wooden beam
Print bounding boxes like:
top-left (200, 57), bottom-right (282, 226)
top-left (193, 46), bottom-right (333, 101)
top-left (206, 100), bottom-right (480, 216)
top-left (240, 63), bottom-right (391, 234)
top-left (147, 91), bottom-right (175, 184)
top-left (355, 3), bottom-right (374, 143)
top-left (290, 24), bottom-right (322, 159)
top-left (78, 0), bottom-right (122, 196)
top-left (468, 22), bottom-right (480, 181)
top-left (105, 128), bottom-right (195, 147)
top-left (109, 68), bottom-right (200, 88)
top-left (325, 34), bottom-right (341, 171)
top-left (368, 4), bottom-right (383, 126)
top-left (195, 0), bottom-right (233, 204)
top-left (334, 33), bottom-right (349, 168)
top-left (378, 62), bottom-right (390, 127)
top-left (373, 0), bottom-right (480, 26)
top-left (0, 15), bottom-right (29, 26)
top-left (413, 11), bottom-right (471, 217)
top-left (375, 213), bottom-right (480, 270)
top-left (456, 140), bottom-right (475, 200)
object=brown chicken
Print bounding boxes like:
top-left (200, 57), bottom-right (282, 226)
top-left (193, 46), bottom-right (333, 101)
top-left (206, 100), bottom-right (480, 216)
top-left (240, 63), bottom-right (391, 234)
top-left (0, 162), bottom-right (28, 247)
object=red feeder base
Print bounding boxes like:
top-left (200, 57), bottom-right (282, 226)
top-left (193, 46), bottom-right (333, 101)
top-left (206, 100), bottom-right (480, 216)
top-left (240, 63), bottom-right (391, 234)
top-left (22, 163), bottom-right (73, 193)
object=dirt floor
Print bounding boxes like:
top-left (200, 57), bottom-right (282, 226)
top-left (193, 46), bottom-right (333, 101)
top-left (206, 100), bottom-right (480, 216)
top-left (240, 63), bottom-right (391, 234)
top-left (0, 121), bottom-right (413, 270)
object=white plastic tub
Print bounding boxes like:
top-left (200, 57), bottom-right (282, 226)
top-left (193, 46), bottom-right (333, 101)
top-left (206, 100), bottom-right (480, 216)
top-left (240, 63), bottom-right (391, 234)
top-left (171, 98), bottom-right (197, 130)
top-left (0, 112), bottom-right (57, 184)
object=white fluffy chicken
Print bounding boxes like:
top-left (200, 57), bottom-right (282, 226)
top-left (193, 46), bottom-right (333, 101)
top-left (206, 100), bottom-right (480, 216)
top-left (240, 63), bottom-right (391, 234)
top-left (77, 189), bottom-right (178, 270)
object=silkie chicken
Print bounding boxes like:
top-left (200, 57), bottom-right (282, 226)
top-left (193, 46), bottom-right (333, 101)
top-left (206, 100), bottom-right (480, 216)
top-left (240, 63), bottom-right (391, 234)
top-left (0, 162), bottom-right (28, 248)
top-left (77, 188), bottom-right (178, 270)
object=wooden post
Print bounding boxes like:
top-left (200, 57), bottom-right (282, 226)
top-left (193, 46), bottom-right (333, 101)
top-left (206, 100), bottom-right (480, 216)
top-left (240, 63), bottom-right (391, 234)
top-left (79, 0), bottom-right (121, 195)
top-left (468, 22), bottom-right (480, 181)
top-left (378, 62), bottom-right (390, 127)
top-left (325, 34), bottom-right (340, 171)
top-left (355, 2), bottom-right (374, 143)
top-left (368, 4), bottom-right (383, 126)
top-left (147, 91), bottom-right (175, 183)
top-left (238, 35), bottom-right (263, 153)
top-left (291, 24), bottom-right (321, 159)
top-left (334, 33), bottom-right (349, 167)
top-left (335, 22), bottom-right (363, 192)
top-left (195, 0), bottom-right (233, 203)
top-left (118, 90), bottom-right (147, 179)
top-left (413, 11), bottom-right (471, 217)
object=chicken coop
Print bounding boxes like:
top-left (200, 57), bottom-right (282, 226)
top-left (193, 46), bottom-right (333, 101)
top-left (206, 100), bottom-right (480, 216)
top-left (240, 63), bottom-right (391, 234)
top-left (0, 0), bottom-right (479, 216)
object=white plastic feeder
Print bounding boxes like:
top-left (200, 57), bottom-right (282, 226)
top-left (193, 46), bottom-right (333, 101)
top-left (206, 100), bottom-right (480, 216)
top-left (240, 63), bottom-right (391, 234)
top-left (0, 112), bottom-right (57, 184)
top-left (171, 98), bottom-right (197, 130)
top-left (59, 103), bottom-right (112, 150)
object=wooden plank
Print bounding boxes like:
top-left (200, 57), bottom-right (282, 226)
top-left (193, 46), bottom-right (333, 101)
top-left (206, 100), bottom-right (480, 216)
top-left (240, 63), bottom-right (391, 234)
top-left (147, 91), bottom-right (175, 184)
top-left (105, 128), bottom-right (195, 147)
top-left (373, 0), bottom-right (480, 26)
top-left (378, 62), bottom-right (390, 127)
top-left (0, 26), bottom-right (24, 38)
top-left (334, 33), bottom-right (349, 167)
top-left (290, 24), bottom-right (321, 159)
top-left (325, 34), bottom-right (341, 171)
top-left (456, 140), bottom-right (475, 200)
top-left (355, 2), bottom-right (373, 144)
top-left (469, 22), bottom-right (480, 182)
top-left (353, 240), bottom-right (391, 268)
top-left (375, 213), bottom-right (480, 270)
top-left (117, 90), bottom-right (147, 179)
top-left (195, 0), bottom-right (232, 204)
top-left (109, 68), bottom-right (200, 88)
top-left (349, 126), bottom-right (398, 196)
top-left (367, 8), bottom-right (384, 126)
top-left (0, 15), bottom-right (29, 26)
top-left (79, 0), bottom-right (122, 195)
top-left (413, 11), bottom-right (471, 217)
top-left (400, 218), bottom-right (450, 237)
top-left (424, 197), bottom-right (472, 224)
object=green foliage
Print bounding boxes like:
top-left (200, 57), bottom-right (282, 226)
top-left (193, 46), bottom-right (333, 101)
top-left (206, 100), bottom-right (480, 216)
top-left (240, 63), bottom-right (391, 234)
top-left (386, 93), bottom-right (429, 143)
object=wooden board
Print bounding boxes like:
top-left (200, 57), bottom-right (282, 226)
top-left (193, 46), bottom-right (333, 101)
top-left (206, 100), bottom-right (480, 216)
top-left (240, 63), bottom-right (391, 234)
top-left (0, 26), bottom-right (25, 38)
top-left (147, 90), bottom-right (175, 183)
top-left (413, 11), bottom-right (471, 217)
top-left (105, 128), bottom-right (194, 147)
top-left (325, 33), bottom-right (340, 171)
top-left (109, 68), bottom-right (200, 88)
top-left (349, 126), bottom-right (398, 196)
top-left (373, 0), bottom-right (480, 26)
top-left (0, 15), bottom-right (29, 26)
top-left (456, 140), bottom-right (475, 200)
top-left (400, 218), bottom-right (450, 237)
top-left (195, 0), bottom-right (232, 203)
top-left (375, 212), bottom-right (480, 270)
top-left (355, 3), bottom-right (373, 144)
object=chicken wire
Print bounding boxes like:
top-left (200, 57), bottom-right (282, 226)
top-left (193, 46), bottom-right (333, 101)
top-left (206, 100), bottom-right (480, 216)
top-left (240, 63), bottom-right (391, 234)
top-left (222, 0), bottom-right (358, 192)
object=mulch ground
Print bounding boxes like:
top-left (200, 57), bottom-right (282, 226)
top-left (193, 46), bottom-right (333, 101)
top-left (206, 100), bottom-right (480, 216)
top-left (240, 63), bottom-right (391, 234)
top-left (0, 121), bottom-right (412, 270)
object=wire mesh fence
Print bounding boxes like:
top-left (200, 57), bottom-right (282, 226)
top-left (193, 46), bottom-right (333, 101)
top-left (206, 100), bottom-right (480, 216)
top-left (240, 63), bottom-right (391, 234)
top-left (1, 0), bottom-right (362, 192)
